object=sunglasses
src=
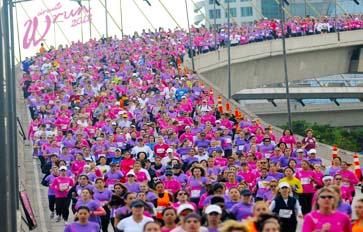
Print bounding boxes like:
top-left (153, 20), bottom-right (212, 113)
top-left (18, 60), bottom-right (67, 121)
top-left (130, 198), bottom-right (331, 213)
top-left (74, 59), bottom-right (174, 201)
top-left (319, 195), bottom-right (334, 199)
top-left (335, 178), bottom-right (342, 181)
top-left (178, 192), bottom-right (187, 196)
top-left (270, 185), bottom-right (277, 188)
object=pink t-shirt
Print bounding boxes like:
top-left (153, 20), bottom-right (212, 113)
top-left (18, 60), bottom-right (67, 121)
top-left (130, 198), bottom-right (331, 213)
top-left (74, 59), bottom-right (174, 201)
top-left (51, 176), bottom-right (75, 198)
top-left (295, 169), bottom-right (317, 193)
top-left (302, 211), bottom-right (351, 232)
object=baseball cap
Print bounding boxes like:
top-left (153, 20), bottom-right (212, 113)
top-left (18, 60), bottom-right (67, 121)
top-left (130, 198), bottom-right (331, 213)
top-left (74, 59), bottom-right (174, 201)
top-left (59, 166), bottom-right (67, 171)
top-left (177, 204), bottom-right (194, 215)
top-left (127, 171), bottom-right (136, 177)
top-left (241, 189), bottom-right (252, 196)
top-left (308, 149), bottom-right (317, 155)
top-left (165, 170), bottom-right (173, 176)
top-left (278, 182), bottom-right (290, 189)
top-left (131, 200), bottom-right (145, 208)
top-left (322, 175), bottom-right (333, 181)
top-left (296, 149), bottom-right (304, 153)
top-left (166, 148), bottom-right (173, 153)
top-left (205, 205), bottom-right (222, 215)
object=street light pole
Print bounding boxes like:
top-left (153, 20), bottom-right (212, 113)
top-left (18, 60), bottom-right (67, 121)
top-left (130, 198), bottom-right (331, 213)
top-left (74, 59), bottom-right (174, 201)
top-left (213, 0), bottom-right (217, 49)
top-left (185, 0), bottom-right (195, 72)
top-left (88, 0), bottom-right (91, 39)
top-left (304, 0), bottom-right (307, 16)
top-left (105, 0), bottom-right (108, 37)
top-left (120, 0), bottom-right (124, 37)
top-left (1, 0), bottom-right (18, 230)
top-left (335, 0), bottom-right (340, 41)
top-left (280, 0), bottom-right (292, 129)
top-left (227, 0), bottom-right (231, 99)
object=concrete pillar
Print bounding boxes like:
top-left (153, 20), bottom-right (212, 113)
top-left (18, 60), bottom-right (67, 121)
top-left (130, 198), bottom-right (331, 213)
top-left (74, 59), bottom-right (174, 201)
top-left (357, 48), bottom-right (363, 73)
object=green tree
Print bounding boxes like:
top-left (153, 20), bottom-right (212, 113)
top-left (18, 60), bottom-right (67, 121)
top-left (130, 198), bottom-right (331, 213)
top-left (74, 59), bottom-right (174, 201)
top-left (280, 120), bottom-right (363, 152)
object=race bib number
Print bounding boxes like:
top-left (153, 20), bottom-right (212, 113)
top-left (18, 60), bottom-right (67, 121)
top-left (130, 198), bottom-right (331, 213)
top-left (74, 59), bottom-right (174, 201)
top-left (258, 181), bottom-right (268, 188)
top-left (238, 145), bottom-right (244, 151)
top-left (191, 190), bottom-right (201, 198)
top-left (156, 149), bottom-right (164, 153)
top-left (109, 147), bottom-right (116, 152)
top-left (61, 125), bottom-right (67, 130)
top-left (225, 138), bottom-right (232, 144)
top-left (117, 142), bottom-right (124, 147)
top-left (59, 183), bottom-right (69, 191)
top-left (301, 177), bottom-right (310, 185)
top-left (279, 209), bottom-right (292, 218)
top-left (33, 126), bottom-right (38, 131)
top-left (342, 182), bottom-right (350, 187)
top-left (108, 185), bottom-right (114, 191)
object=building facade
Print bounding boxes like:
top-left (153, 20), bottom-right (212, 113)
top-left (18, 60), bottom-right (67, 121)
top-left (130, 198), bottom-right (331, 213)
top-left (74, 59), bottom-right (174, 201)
top-left (198, 0), bottom-right (262, 27)
top-left (196, 0), bottom-right (361, 26)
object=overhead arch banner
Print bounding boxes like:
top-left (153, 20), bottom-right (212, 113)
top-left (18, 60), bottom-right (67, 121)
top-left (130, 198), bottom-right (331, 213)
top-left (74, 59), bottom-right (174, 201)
top-left (15, 0), bottom-right (94, 58)
top-left (22, 1), bottom-right (91, 50)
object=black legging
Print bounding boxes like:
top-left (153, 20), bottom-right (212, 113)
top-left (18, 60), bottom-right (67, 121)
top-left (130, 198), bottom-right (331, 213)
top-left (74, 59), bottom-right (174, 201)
top-left (100, 205), bottom-right (111, 232)
top-left (298, 193), bottom-right (313, 215)
top-left (48, 195), bottom-right (56, 212)
top-left (280, 218), bottom-right (297, 232)
top-left (55, 197), bottom-right (70, 220)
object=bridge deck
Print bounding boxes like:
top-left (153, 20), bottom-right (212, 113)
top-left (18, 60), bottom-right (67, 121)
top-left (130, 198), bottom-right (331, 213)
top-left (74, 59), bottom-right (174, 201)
top-left (232, 87), bottom-right (363, 100)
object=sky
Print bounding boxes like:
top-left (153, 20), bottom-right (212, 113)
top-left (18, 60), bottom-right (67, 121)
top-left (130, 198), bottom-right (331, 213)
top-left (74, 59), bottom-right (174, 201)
top-left (14, 0), bottom-right (200, 60)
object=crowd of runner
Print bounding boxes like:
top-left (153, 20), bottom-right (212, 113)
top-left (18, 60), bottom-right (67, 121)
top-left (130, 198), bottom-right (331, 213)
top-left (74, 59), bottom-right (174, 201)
top-left (21, 14), bottom-right (363, 232)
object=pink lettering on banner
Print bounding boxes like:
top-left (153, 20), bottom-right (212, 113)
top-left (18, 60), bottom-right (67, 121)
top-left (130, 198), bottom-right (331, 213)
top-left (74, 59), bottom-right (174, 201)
top-left (22, 2), bottom-right (92, 49)
top-left (23, 15), bottom-right (51, 49)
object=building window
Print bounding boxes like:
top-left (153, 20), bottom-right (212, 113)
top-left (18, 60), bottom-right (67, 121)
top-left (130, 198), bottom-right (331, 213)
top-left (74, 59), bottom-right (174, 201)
top-left (224, 0), bottom-right (236, 3)
top-left (209, 0), bottom-right (215, 4)
top-left (225, 8), bottom-right (237, 17)
top-left (209, 9), bottom-right (221, 19)
top-left (241, 7), bottom-right (253, 17)
top-left (241, 0), bottom-right (251, 2)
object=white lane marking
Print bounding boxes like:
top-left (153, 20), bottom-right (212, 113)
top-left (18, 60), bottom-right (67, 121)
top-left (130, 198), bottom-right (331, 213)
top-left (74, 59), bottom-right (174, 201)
top-left (33, 159), bottom-right (48, 232)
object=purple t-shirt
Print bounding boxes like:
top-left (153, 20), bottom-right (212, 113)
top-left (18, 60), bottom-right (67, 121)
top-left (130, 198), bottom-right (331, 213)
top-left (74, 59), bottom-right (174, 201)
top-left (75, 199), bottom-right (101, 223)
top-left (124, 182), bottom-right (140, 193)
top-left (64, 222), bottom-right (100, 232)
top-left (229, 202), bottom-right (253, 220)
top-left (93, 189), bottom-right (113, 204)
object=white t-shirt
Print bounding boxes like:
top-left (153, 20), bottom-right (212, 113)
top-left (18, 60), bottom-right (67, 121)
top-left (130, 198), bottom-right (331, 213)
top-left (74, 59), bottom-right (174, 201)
top-left (117, 216), bottom-right (153, 232)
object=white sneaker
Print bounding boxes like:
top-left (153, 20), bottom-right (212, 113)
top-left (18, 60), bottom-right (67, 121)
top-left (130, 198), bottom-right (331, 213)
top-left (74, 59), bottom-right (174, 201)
top-left (50, 212), bottom-right (55, 219)
top-left (55, 215), bottom-right (61, 222)
top-left (64, 220), bottom-right (68, 226)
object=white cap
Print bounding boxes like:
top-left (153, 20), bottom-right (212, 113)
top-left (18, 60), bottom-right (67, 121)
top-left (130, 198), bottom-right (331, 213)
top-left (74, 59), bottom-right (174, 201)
top-left (322, 175), bottom-right (333, 181)
top-left (205, 205), bottom-right (222, 215)
top-left (296, 149), bottom-right (304, 153)
top-left (308, 149), bottom-right (317, 155)
top-left (278, 182), bottom-right (290, 189)
top-left (177, 204), bottom-right (194, 215)
top-left (59, 166), bottom-right (67, 171)
top-left (215, 120), bottom-right (221, 123)
top-left (166, 148), bottom-right (173, 153)
top-left (126, 171), bottom-right (136, 176)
